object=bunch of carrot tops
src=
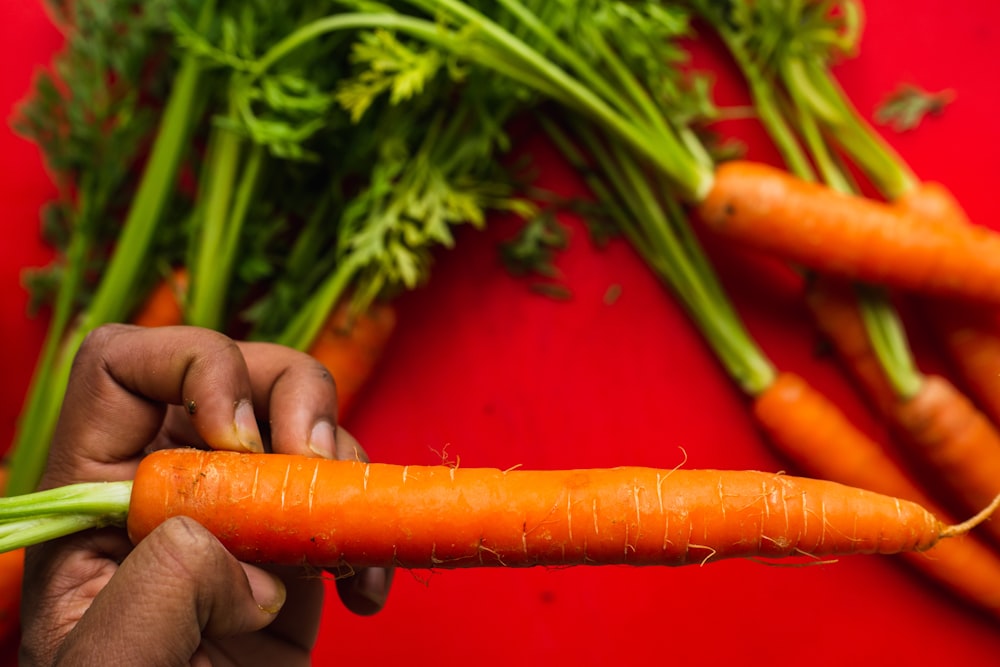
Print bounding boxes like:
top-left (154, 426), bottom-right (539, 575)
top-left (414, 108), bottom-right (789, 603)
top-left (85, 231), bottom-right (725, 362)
top-left (6, 0), bottom-right (1000, 634)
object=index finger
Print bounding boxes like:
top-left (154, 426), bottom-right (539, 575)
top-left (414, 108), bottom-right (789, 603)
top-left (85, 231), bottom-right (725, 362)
top-left (42, 325), bottom-right (264, 488)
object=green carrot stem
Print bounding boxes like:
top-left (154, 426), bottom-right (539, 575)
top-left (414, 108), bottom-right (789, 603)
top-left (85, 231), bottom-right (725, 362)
top-left (274, 255), bottom-right (364, 351)
top-left (0, 481), bottom-right (132, 519)
top-left (187, 118), bottom-right (242, 329)
top-left (708, 21), bottom-right (814, 179)
top-left (186, 101), bottom-right (264, 331)
top-left (777, 64), bottom-right (923, 399)
top-left (855, 285), bottom-right (922, 399)
top-left (700, 11), bottom-right (923, 402)
top-left (256, 9), bottom-right (713, 201)
top-left (800, 57), bottom-right (917, 200)
top-left (0, 481), bottom-right (132, 552)
top-left (8, 183), bottom-right (98, 493)
top-left (546, 116), bottom-right (774, 395)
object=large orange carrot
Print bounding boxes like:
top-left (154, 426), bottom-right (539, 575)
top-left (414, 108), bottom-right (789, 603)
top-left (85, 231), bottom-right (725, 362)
top-left (696, 161), bottom-right (1000, 305)
top-left (125, 448), bottom-right (978, 571)
top-left (753, 372), bottom-right (1000, 619)
top-left (308, 300), bottom-right (397, 420)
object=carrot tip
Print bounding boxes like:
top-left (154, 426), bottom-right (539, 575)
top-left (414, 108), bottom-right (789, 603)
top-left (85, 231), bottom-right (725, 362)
top-left (941, 493), bottom-right (1000, 538)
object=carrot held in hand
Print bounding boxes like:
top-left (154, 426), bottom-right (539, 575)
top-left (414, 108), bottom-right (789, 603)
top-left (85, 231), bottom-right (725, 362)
top-left (696, 161), bottom-right (1000, 305)
top-left (127, 449), bottom-right (972, 568)
top-left (3, 448), bottom-right (994, 572)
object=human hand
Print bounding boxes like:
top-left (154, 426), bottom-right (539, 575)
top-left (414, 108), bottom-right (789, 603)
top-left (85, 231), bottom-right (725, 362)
top-left (19, 325), bottom-right (392, 666)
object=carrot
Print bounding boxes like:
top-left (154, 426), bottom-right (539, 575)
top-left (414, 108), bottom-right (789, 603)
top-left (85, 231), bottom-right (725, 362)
top-left (895, 181), bottom-right (972, 229)
top-left (696, 160), bottom-right (1000, 305)
top-left (919, 300), bottom-right (1000, 428)
top-left (753, 372), bottom-right (1000, 619)
top-left (307, 300), bottom-right (397, 420)
top-left (130, 267), bottom-right (188, 328)
top-left (891, 376), bottom-right (1000, 524)
top-left (121, 447), bottom-right (986, 571)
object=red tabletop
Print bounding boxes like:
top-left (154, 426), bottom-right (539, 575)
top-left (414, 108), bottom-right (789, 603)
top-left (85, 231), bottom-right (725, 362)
top-left (3, 3), bottom-right (1000, 665)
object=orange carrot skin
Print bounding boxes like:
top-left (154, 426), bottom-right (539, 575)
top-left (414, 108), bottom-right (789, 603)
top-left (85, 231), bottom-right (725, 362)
top-left (697, 161), bottom-right (1000, 304)
top-left (753, 372), bottom-right (1000, 619)
top-left (127, 448), bottom-right (946, 570)
top-left (895, 181), bottom-right (971, 228)
top-left (753, 372), bottom-right (920, 502)
top-left (308, 300), bottom-right (397, 420)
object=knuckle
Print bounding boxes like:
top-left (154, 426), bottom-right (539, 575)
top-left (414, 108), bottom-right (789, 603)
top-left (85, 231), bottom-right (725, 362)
top-left (74, 324), bottom-right (131, 368)
top-left (148, 516), bottom-right (229, 580)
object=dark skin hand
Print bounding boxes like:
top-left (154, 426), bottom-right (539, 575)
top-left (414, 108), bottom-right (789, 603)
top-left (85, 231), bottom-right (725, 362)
top-left (19, 324), bottom-right (393, 666)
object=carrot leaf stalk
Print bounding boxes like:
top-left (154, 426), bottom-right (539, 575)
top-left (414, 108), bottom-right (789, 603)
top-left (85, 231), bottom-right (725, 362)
top-left (0, 482), bottom-right (132, 552)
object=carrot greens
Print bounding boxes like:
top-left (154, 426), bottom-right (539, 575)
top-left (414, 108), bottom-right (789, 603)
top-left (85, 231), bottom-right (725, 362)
top-left (8, 0), bottom-right (538, 494)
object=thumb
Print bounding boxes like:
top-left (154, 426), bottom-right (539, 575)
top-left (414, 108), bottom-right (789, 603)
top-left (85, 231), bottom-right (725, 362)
top-left (56, 517), bottom-right (285, 666)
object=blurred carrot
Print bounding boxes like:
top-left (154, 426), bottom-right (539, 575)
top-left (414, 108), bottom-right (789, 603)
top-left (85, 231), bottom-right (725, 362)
top-left (896, 181), bottom-right (971, 229)
top-left (919, 301), bottom-right (1000, 428)
top-left (893, 184), bottom-right (1000, 430)
top-left (130, 267), bottom-right (188, 328)
top-left (697, 161), bottom-right (1000, 305)
top-left (547, 113), bottom-right (1000, 615)
top-left (307, 300), bottom-right (397, 420)
top-left (892, 376), bottom-right (1000, 527)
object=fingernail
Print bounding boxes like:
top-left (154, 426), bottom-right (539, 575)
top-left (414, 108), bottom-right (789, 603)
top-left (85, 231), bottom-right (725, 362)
top-left (245, 567), bottom-right (286, 615)
top-left (234, 400), bottom-right (263, 453)
top-left (309, 420), bottom-right (337, 459)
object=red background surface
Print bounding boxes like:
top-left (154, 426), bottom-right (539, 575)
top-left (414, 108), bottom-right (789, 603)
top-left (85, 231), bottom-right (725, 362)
top-left (3, 2), bottom-right (1000, 665)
